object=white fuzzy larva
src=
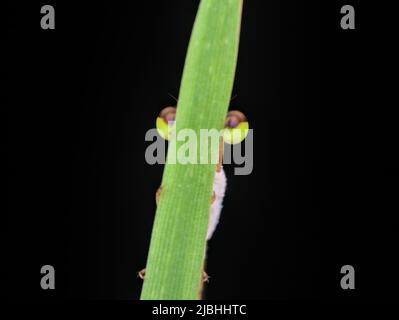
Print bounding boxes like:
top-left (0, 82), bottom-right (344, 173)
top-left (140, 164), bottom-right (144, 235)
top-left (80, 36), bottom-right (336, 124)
top-left (206, 167), bottom-right (227, 240)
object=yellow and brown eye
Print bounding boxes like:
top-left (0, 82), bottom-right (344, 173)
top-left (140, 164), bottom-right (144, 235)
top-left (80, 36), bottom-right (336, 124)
top-left (223, 110), bottom-right (249, 144)
top-left (156, 106), bottom-right (176, 140)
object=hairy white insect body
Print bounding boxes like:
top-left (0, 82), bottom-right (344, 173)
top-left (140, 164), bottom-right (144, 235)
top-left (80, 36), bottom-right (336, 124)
top-left (206, 167), bottom-right (227, 240)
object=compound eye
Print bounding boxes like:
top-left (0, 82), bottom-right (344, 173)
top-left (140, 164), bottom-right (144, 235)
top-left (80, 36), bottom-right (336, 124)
top-left (156, 106), bottom-right (176, 140)
top-left (223, 110), bottom-right (249, 144)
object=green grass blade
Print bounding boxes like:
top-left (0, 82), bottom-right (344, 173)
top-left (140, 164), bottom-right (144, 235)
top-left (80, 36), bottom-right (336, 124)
top-left (140, 0), bottom-right (243, 300)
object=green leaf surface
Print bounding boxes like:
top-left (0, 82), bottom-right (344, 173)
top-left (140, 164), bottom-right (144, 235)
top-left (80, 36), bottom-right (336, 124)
top-left (141, 0), bottom-right (243, 300)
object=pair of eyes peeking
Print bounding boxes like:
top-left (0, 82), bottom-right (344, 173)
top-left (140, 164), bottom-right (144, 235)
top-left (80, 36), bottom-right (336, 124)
top-left (156, 107), bottom-right (249, 144)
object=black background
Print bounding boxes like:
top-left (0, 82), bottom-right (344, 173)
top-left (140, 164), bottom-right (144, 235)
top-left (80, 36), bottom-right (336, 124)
top-left (5, 1), bottom-right (398, 300)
